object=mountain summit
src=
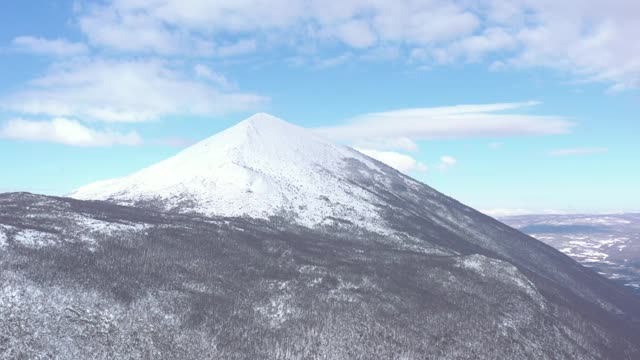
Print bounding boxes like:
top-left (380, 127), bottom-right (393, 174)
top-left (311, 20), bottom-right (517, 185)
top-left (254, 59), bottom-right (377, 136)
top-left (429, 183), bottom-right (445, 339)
top-left (72, 113), bottom-right (413, 231)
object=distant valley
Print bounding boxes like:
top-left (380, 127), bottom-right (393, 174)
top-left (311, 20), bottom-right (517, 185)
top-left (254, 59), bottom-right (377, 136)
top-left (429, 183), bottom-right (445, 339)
top-left (502, 214), bottom-right (640, 294)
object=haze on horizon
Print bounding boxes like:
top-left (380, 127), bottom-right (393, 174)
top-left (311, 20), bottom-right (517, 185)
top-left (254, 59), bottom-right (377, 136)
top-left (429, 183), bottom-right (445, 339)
top-left (0, 0), bottom-right (638, 215)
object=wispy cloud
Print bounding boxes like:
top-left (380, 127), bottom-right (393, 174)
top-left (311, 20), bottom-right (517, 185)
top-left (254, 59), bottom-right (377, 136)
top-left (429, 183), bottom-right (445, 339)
top-left (65, 0), bottom-right (640, 91)
top-left (217, 39), bottom-right (257, 57)
top-left (316, 101), bottom-right (573, 144)
top-left (0, 58), bottom-right (267, 123)
top-left (481, 208), bottom-right (570, 217)
top-left (75, 1), bottom-right (479, 55)
top-left (481, 208), bottom-right (534, 217)
top-left (315, 53), bottom-right (353, 69)
top-left (437, 155), bottom-right (457, 172)
top-left (0, 118), bottom-right (142, 147)
top-left (548, 147), bottom-right (609, 156)
top-left (334, 20), bottom-right (377, 49)
top-left (355, 148), bottom-right (427, 174)
top-left (352, 137), bottom-right (419, 152)
top-left (12, 36), bottom-right (88, 56)
top-left (193, 64), bottom-right (232, 88)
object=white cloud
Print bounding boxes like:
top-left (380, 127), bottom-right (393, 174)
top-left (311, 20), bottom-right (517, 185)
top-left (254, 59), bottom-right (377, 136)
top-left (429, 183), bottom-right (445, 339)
top-left (368, 2), bottom-right (479, 44)
top-left (0, 118), bottom-right (142, 147)
top-left (548, 147), bottom-right (609, 156)
top-left (216, 39), bottom-right (257, 57)
top-left (355, 148), bottom-right (427, 174)
top-left (437, 155), bottom-right (457, 172)
top-left (12, 36), bottom-right (88, 56)
top-left (429, 27), bottom-right (517, 63)
top-left (315, 53), bottom-right (353, 69)
top-left (0, 58), bottom-right (267, 122)
top-left (316, 101), bottom-right (573, 143)
top-left (480, 208), bottom-right (533, 217)
top-left (68, 1), bottom-right (640, 90)
top-left (489, 0), bottom-right (640, 91)
top-left (75, 1), bottom-right (481, 56)
top-left (359, 46), bottom-right (401, 62)
top-left (351, 137), bottom-right (419, 152)
top-left (481, 208), bottom-right (568, 217)
top-left (7, 1), bottom-right (633, 92)
top-left (336, 20), bottom-right (377, 49)
top-left (78, 5), bottom-right (201, 55)
top-left (440, 155), bottom-right (457, 166)
top-left (193, 64), bottom-right (231, 88)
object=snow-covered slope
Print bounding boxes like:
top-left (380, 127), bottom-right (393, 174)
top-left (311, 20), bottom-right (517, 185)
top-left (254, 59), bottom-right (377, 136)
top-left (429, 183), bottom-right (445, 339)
top-left (4, 192), bottom-right (640, 359)
top-left (71, 113), bottom-right (409, 232)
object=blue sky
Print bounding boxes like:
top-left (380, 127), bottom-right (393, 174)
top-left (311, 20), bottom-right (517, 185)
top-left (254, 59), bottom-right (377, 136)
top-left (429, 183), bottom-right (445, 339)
top-left (1, 0), bottom-right (639, 215)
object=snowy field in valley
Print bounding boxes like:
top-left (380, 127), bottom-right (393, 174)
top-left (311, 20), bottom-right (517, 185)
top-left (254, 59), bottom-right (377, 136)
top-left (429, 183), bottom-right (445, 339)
top-left (502, 214), bottom-right (640, 293)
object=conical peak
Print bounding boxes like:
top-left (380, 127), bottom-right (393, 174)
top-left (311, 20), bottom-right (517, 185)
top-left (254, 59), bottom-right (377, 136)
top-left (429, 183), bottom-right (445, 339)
top-left (214, 112), bottom-right (329, 152)
top-left (187, 113), bottom-right (300, 152)
top-left (71, 111), bottom-right (386, 231)
top-left (238, 112), bottom-right (301, 131)
top-left (206, 112), bottom-right (304, 145)
top-left (177, 112), bottom-right (344, 171)
top-left (243, 112), bottom-right (284, 124)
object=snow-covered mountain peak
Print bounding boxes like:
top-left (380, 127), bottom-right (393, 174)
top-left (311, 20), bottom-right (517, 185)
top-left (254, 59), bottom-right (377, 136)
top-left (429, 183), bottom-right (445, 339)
top-left (170, 112), bottom-right (367, 177)
top-left (200, 112), bottom-right (299, 149)
top-left (184, 112), bottom-right (306, 151)
top-left (241, 111), bottom-right (291, 127)
top-left (71, 113), bottom-right (397, 231)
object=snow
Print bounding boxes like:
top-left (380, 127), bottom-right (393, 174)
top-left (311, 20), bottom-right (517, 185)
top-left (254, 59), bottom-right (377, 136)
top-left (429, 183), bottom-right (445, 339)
top-left (71, 113), bottom-right (397, 233)
top-left (14, 229), bottom-right (57, 248)
top-left (0, 215), bottom-right (150, 248)
top-left (549, 237), bottom-right (630, 263)
top-left (73, 215), bottom-right (149, 235)
top-left (527, 232), bottom-right (632, 262)
top-left (455, 254), bottom-right (545, 306)
top-left (255, 280), bottom-right (295, 327)
top-left (0, 229), bottom-right (6, 248)
top-left (68, 215), bottom-right (150, 246)
top-left (458, 255), bottom-right (485, 273)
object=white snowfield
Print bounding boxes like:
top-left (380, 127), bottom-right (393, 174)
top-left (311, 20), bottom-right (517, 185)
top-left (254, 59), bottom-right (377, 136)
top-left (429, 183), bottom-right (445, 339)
top-left (71, 113), bottom-right (408, 233)
top-left (0, 225), bottom-right (9, 247)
